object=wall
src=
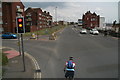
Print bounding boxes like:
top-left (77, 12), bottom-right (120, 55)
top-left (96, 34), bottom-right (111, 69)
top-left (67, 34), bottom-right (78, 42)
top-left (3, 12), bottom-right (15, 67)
top-left (2, 2), bottom-right (24, 33)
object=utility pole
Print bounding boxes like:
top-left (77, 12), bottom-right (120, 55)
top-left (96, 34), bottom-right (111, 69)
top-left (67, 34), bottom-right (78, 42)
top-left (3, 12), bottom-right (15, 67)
top-left (55, 7), bottom-right (57, 25)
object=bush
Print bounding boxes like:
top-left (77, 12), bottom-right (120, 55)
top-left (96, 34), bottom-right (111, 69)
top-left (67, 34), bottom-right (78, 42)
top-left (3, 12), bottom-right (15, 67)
top-left (2, 53), bottom-right (8, 65)
top-left (109, 31), bottom-right (120, 38)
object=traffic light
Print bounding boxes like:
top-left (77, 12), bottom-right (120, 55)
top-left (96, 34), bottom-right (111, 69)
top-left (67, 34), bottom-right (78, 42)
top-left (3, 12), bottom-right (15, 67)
top-left (16, 17), bottom-right (25, 33)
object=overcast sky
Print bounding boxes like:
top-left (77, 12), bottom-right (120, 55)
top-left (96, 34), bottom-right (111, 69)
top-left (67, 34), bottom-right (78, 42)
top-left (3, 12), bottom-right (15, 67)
top-left (21, 0), bottom-right (120, 23)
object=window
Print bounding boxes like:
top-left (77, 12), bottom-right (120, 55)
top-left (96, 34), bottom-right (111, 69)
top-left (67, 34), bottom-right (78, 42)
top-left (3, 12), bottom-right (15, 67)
top-left (39, 17), bottom-right (41, 20)
top-left (16, 6), bottom-right (20, 9)
top-left (17, 13), bottom-right (22, 16)
top-left (0, 20), bottom-right (3, 24)
top-left (0, 12), bottom-right (2, 16)
top-left (91, 18), bottom-right (96, 21)
top-left (0, 3), bottom-right (1, 8)
top-left (91, 23), bottom-right (93, 26)
top-left (39, 13), bottom-right (41, 15)
top-left (87, 18), bottom-right (89, 20)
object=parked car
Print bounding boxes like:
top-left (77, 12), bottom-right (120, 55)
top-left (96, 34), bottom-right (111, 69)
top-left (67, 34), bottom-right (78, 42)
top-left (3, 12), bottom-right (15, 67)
top-left (90, 29), bottom-right (99, 35)
top-left (2, 32), bottom-right (17, 39)
top-left (80, 29), bottom-right (87, 34)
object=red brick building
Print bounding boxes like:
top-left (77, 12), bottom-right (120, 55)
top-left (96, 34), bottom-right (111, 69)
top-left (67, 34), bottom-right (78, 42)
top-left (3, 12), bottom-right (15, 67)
top-left (25, 7), bottom-right (42, 32)
top-left (82, 11), bottom-right (100, 29)
top-left (25, 7), bottom-right (52, 32)
top-left (2, 1), bottom-right (24, 33)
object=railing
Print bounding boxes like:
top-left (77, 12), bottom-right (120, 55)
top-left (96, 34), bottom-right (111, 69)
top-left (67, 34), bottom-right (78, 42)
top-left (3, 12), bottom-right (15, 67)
top-left (16, 9), bottom-right (23, 13)
top-left (26, 18), bottom-right (32, 21)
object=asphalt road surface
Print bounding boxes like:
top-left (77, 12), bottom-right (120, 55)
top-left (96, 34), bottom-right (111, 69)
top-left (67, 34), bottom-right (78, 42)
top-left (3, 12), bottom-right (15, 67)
top-left (2, 25), bottom-right (118, 78)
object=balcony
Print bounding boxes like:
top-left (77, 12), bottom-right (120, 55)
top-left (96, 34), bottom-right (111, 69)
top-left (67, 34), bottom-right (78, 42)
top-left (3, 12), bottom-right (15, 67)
top-left (26, 18), bottom-right (32, 22)
top-left (16, 8), bottom-right (23, 13)
top-left (26, 23), bottom-right (31, 26)
top-left (26, 14), bottom-right (32, 17)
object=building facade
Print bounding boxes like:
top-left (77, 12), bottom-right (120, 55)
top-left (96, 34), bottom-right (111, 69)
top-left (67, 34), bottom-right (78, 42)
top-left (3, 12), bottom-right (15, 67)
top-left (25, 7), bottom-right (42, 32)
top-left (25, 7), bottom-right (52, 32)
top-left (118, 1), bottom-right (120, 23)
top-left (99, 17), bottom-right (106, 28)
top-left (82, 11), bottom-right (100, 29)
top-left (2, 1), bottom-right (24, 33)
top-left (78, 19), bottom-right (83, 26)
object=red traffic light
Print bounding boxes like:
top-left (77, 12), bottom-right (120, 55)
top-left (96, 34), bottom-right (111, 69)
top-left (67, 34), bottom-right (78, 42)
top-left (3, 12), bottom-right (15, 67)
top-left (18, 18), bottom-right (22, 22)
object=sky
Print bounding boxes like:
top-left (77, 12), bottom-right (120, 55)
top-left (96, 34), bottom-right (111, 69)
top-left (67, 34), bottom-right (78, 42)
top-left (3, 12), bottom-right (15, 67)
top-left (20, 0), bottom-right (120, 23)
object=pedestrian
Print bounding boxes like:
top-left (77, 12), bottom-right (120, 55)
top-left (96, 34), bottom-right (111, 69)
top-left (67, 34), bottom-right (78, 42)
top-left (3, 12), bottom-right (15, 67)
top-left (64, 57), bottom-right (76, 79)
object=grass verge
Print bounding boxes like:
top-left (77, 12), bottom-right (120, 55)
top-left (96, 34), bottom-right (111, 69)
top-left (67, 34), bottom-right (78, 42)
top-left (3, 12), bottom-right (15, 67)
top-left (0, 52), bottom-right (8, 77)
top-left (23, 25), bottom-right (67, 37)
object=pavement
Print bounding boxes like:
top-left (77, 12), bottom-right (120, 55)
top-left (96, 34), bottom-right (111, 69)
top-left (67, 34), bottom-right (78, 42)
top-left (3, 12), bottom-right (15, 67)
top-left (2, 47), bottom-right (40, 79)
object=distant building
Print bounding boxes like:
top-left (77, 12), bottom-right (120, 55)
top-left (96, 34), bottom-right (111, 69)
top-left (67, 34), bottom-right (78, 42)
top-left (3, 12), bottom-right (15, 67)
top-left (99, 17), bottom-right (106, 28)
top-left (78, 19), bottom-right (82, 26)
top-left (82, 11), bottom-right (100, 29)
top-left (2, 1), bottom-right (24, 33)
top-left (42, 11), bottom-right (52, 28)
top-left (58, 21), bottom-right (68, 25)
top-left (118, 1), bottom-right (120, 23)
top-left (25, 7), bottom-right (52, 32)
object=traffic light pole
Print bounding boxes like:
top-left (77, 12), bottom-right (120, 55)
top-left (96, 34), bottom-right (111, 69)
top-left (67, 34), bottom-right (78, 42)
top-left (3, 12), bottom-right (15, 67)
top-left (18, 34), bottom-right (21, 56)
top-left (21, 34), bottom-right (26, 72)
top-left (16, 16), bottom-right (26, 72)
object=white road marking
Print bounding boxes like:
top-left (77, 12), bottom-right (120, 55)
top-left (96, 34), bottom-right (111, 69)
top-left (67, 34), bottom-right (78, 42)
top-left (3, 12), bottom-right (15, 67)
top-left (78, 34), bottom-right (82, 36)
top-left (25, 52), bottom-right (41, 79)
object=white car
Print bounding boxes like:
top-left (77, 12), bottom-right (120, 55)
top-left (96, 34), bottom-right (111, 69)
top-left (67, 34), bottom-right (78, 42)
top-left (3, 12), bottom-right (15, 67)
top-left (80, 29), bottom-right (87, 34)
top-left (90, 29), bottom-right (99, 35)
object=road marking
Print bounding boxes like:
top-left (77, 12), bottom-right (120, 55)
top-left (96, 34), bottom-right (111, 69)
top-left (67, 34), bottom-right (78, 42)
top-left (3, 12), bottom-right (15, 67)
top-left (91, 35), bottom-right (94, 36)
top-left (25, 52), bottom-right (41, 79)
top-left (2, 47), bottom-right (41, 78)
top-left (78, 34), bottom-right (82, 36)
top-left (72, 28), bottom-right (78, 34)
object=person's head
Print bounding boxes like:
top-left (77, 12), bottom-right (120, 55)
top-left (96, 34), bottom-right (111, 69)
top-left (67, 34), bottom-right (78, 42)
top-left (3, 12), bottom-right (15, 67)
top-left (69, 56), bottom-right (73, 60)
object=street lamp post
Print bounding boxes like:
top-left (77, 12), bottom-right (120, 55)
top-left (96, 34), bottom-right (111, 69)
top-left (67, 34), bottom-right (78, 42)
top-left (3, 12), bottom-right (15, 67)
top-left (55, 7), bottom-right (57, 25)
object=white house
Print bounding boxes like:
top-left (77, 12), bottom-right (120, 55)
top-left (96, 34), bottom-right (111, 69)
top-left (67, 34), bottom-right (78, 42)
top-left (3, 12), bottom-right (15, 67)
top-left (98, 17), bottom-right (106, 30)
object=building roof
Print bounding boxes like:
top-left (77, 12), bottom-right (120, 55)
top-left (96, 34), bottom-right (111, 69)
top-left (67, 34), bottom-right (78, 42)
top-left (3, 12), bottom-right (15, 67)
top-left (25, 7), bottom-right (42, 13)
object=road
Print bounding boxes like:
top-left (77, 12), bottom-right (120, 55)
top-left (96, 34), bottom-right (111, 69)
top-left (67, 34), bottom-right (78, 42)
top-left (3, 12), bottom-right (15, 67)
top-left (2, 25), bottom-right (118, 78)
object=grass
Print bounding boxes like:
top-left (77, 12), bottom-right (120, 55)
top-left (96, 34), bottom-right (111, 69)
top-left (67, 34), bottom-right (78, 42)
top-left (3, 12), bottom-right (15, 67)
top-left (23, 25), bottom-right (67, 37)
top-left (1, 53), bottom-right (8, 66)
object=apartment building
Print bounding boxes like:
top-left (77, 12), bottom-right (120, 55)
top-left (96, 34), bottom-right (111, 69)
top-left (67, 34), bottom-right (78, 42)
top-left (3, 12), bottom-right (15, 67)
top-left (25, 7), bottom-right (42, 32)
top-left (25, 7), bottom-right (52, 32)
top-left (82, 11), bottom-right (100, 29)
top-left (2, 1), bottom-right (24, 33)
